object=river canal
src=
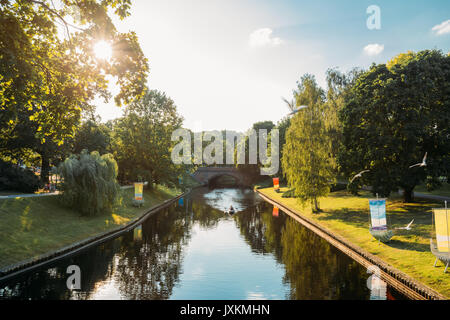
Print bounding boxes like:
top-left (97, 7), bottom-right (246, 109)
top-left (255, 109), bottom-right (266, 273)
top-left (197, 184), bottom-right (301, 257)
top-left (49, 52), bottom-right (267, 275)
top-left (0, 187), bottom-right (405, 300)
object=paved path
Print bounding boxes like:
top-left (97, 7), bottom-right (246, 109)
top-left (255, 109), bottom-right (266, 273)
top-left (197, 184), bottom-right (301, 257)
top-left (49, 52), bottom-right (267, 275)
top-left (0, 185), bottom-right (136, 200)
top-left (405, 191), bottom-right (450, 203)
top-left (0, 192), bottom-right (60, 199)
top-left (337, 181), bottom-right (450, 202)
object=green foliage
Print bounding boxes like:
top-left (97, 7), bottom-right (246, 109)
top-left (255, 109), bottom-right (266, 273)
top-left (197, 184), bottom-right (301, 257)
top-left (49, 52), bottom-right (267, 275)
top-left (275, 116), bottom-right (291, 180)
top-left (0, 1), bottom-right (148, 183)
top-left (58, 150), bottom-right (120, 216)
top-left (0, 159), bottom-right (40, 193)
top-left (237, 120), bottom-right (276, 183)
top-left (339, 50), bottom-right (450, 202)
top-left (130, 168), bottom-right (152, 186)
top-left (73, 119), bottom-right (111, 154)
top-left (330, 183), bottom-right (347, 192)
top-left (282, 74), bottom-right (336, 211)
top-left (325, 67), bottom-right (364, 163)
top-left (111, 89), bottom-right (184, 185)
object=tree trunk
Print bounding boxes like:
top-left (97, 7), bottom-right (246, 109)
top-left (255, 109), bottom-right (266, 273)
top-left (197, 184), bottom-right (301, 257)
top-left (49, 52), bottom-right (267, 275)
top-left (313, 197), bottom-right (320, 213)
top-left (403, 186), bottom-right (415, 203)
top-left (41, 154), bottom-right (50, 186)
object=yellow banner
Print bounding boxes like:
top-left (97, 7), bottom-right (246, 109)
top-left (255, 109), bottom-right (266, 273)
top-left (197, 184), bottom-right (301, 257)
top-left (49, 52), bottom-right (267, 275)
top-left (434, 208), bottom-right (450, 252)
top-left (133, 226), bottom-right (142, 241)
top-left (134, 182), bottom-right (143, 201)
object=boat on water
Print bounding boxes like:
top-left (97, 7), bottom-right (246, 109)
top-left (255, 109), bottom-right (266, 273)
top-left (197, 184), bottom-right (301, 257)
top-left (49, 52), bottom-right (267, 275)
top-left (225, 206), bottom-right (235, 215)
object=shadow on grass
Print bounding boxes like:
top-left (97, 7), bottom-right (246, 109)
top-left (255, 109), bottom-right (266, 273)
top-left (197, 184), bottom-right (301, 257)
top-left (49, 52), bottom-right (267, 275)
top-left (314, 196), bottom-right (437, 253)
top-left (318, 208), bottom-right (370, 229)
top-left (386, 239), bottom-right (430, 253)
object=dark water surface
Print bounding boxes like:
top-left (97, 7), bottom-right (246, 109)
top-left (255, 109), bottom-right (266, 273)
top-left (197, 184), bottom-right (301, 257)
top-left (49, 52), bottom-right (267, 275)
top-left (0, 187), bottom-right (405, 300)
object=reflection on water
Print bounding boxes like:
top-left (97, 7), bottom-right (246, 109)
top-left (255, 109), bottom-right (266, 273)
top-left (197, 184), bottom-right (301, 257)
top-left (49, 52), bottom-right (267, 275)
top-left (0, 187), bottom-right (405, 300)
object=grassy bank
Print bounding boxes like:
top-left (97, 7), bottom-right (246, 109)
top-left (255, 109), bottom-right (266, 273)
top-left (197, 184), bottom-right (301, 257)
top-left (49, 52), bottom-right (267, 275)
top-left (0, 185), bottom-right (181, 269)
top-left (258, 187), bottom-right (450, 298)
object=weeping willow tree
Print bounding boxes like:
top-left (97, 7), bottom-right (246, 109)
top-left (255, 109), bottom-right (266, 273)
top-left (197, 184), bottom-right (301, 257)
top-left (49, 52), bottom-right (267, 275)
top-left (58, 150), bottom-right (120, 216)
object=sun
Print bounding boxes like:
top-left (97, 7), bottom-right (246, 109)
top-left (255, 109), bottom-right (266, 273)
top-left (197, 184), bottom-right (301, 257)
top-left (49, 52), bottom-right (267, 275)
top-left (93, 41), bottom-right (112, 61)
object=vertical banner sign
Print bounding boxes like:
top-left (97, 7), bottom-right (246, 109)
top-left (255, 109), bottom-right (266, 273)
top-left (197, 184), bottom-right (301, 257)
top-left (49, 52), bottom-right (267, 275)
top-left (433, 208), bottom-right (450, 252)
top-left (273, 206), bottom-right (279, 217)
top-left (369, 276), bottom-right (387, 300)
top-left (273, 178), bottom-right (279, 190)
top-left (134, 182), bottom-right (143, 201)
top-left (369, 199), bottom-right (387, 230)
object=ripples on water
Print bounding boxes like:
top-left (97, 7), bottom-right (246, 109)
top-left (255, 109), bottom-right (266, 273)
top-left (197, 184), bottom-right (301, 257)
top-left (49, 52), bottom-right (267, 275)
top-left (0, 187), bottom-right (405, 300)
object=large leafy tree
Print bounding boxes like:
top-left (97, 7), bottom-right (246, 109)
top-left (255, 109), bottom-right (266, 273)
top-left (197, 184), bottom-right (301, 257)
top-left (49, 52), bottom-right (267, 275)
top-left (0, 0), bottom-right (148, 182)
top-left (282, 75), bottom-right (336, 212)
top-left (72, 119), bottom-right (111, 155)
top-left (339, 50), bottom-right (450, 202)
top-left (111, 89), bottom-right (184, 186)
top-left (325, 68), bottom-right (364, 164)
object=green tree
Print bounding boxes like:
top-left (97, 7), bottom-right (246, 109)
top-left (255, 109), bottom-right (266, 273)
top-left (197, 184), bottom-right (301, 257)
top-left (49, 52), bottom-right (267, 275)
top-left (111, 89), bottom-right (184, 186)
top-left (58, 150), bottom-right (120, 216)
top-left (73, 119), bottom-right (111, 155)
top-left (273, 116), bottom-right (290, 181)
top-left (282, 75), bottom-right (336, 212)
top-left (0, 0), bottom-right (149, 183)
top-left (0, 159), bottom-right (40, 193)
top-left (339, 50), bottom-right (450, 202)
top-left (325, 68), bottom-right (364, 163)
top-left (0, 107), bottom-right (72, 183)
top-left (236, 121), bottom-right (275, 183)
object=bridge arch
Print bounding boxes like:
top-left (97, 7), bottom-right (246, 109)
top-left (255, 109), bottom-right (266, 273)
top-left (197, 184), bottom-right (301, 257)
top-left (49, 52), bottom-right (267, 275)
top-left (208, 173), bottom-right (240, 187)
top-left (192, 167), bottom-right (249, 186)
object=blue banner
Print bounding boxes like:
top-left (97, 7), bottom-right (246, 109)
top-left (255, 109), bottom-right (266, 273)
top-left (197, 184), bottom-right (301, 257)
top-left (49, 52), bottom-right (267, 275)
top-left (369, 199), bottom-right (387, 230)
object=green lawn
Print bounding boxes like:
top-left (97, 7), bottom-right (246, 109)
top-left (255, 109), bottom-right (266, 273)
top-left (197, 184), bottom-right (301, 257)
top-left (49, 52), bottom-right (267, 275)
top-left (415, 183), bottom-right (450, 198)
top-left (259, 187), bottom-right (450, 298)
top-left (0, 185), bottom-right (181, 269)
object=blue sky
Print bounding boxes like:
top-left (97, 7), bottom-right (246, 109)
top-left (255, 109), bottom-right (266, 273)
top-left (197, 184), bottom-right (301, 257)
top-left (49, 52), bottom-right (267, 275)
top-left (95, 0), bottom-right (450, 132)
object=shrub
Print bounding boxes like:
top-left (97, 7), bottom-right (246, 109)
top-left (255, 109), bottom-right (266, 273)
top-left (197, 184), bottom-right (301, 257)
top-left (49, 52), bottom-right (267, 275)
top-left (130, 168), bottom-right (152, 186)
top-left (58, 150), bottom-right (120, 216)
top-left (255, 179), bottom-right (273, 189)
top-left (282, 188), bottom-right (296, 198)
top-left (331, 183), bottom-right (347, 192)
top-left (0, 160), bottom-right (41, 193)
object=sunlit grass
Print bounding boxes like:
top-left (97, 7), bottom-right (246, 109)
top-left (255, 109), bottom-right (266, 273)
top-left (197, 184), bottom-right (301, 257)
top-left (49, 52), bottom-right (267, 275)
top-left (0, 185), bottom-right (181, 269)
top-left (259, 187), bottom-right (450, 298)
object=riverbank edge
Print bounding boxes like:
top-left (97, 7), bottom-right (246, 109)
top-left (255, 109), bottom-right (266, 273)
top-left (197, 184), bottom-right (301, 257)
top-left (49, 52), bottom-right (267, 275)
top-left (255, 189), bottom-right (448, 300)
top-left (0, 188), bottom-right (192, 282)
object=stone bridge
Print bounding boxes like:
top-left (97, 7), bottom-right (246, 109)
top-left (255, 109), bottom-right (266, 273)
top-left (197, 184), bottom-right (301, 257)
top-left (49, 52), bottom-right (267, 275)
top-left (191, 167), bottom-right (249, 186)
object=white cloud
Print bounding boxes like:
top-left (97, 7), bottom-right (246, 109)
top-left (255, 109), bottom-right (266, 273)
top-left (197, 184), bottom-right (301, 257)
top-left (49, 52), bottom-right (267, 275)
top-left (363, 43), bottom-right (384, 56)
top-left (432, 20), bottom-right (450, 35)
top-left (249, 28), bottom-right (284, 47)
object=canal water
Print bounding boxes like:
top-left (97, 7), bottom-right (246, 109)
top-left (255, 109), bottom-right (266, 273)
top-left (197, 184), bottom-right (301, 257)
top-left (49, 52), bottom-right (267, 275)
top-left (0, 187), bottom-right (405, 300)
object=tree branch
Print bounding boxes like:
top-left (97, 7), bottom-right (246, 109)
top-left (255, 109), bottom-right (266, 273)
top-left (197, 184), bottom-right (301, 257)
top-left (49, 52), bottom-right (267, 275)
top-left (24, 0), bottom-right (86, 43)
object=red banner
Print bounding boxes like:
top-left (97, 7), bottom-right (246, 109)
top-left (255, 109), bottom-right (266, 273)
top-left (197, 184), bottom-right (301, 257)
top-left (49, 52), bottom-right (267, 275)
top-left (273, 206), bottom-right (279, 217)
top-left (273, 178), bottom-right (279, 190)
